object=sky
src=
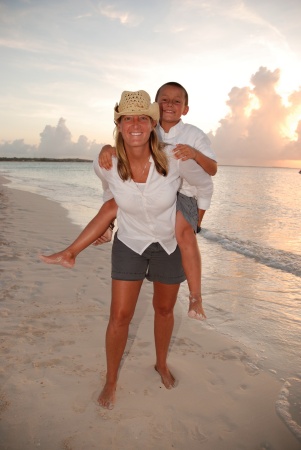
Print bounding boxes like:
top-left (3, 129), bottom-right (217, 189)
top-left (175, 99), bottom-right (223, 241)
top-left (0, 0), bottom-right (301, 168)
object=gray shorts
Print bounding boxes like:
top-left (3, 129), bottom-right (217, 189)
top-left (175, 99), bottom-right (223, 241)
top-left (111, 234), bottom-right (186, 284)
top-left (176, 192), bottom-right (198, 233)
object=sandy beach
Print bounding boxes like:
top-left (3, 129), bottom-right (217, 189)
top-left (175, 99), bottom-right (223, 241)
top-left (0, 175), bottom-right (300, 450)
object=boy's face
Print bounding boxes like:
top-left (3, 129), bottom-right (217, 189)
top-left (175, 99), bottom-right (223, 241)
top-left (156, 85), bottom-right (189, 131)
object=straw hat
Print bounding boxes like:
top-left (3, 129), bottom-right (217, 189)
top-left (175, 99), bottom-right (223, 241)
top-left (114, 90), bottom-right (160, 122)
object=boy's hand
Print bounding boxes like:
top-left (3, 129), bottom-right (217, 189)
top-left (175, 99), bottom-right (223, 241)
top-left (173, 144), bottom-right (197, 161)
top-left (98, 145), bottom-right (116, 170)
top-left (92, 227), bottom-right (113, 246)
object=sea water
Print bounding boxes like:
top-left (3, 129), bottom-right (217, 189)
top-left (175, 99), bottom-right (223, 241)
top-left (1, 161), bottom-right (301, 439)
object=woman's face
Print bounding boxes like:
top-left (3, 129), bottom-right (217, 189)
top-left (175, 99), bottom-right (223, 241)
top-left (118, 115), bottom-right (155, 148)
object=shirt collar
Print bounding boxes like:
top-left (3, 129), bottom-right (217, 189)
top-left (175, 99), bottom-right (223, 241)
top-left (157, 119), bottom-right (184, 139)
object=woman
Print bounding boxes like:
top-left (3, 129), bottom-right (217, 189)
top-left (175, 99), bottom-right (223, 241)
top-left (41, 90), bottom-right (208, 409)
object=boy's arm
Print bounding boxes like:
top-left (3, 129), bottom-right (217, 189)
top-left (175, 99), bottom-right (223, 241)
top-left (173, 144), bottom-right (217, 176)
top-left (193, 149), bottom-right (217, 176)
top-left (98, 145), bottom-right (116, 170)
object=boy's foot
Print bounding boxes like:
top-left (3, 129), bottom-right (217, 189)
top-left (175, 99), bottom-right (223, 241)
top-left (39, 250), bottom-right (75, 268)
top-left (188, 293), bottom-right (206, 320)
top-left (97, 382), bottom-right (116, 410)
top-left (155, 365), bottom-right (177, 389)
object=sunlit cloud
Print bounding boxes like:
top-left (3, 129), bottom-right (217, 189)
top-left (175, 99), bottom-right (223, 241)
top-left (1, 1), bottom-right (300, 168)
top-left (209, 66), bottom-right (301, 166)
top-left (1, 66), bottom-right (300, 168)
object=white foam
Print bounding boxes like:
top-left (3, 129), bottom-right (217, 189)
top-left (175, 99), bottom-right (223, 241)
top-left (276, 377), bottom-right (301, 442)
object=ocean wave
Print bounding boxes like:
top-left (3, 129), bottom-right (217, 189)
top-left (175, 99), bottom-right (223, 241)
top-left (202, 229), bottom-right (301, 278)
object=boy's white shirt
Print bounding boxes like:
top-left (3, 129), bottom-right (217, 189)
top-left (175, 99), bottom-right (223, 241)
top-left (93, 146), bottom-right (213, 255)
top-left (156, 120), bottom-right (216, 209)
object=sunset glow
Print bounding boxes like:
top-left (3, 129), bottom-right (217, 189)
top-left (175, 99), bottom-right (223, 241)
top-left (282, 116), bottom-right (301, 141)
top-left (0, 0), bottom-right (300, 168)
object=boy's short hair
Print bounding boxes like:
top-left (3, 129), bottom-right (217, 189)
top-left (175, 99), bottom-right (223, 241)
top-left (155, 82), bottom-right (189, 106)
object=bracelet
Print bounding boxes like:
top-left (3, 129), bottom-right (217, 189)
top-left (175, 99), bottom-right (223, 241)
top-left (109, 222), bottom-right (115, 231)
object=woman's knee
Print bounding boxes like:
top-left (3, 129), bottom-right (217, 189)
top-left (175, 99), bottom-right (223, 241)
top-left (152, 282), bottom-right (179, 316)
top-left (154, 305), bottom-right (174, 318)
top-left (153, 296), bottom-right (176, 317)
top-left (109, 308), bottom-right (133, 328)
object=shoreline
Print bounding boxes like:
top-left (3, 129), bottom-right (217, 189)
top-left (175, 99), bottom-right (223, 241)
top-left (0, 176), bottom-right (300, 449)
top-left (1, 159), bottom-right (299, 170)
top-left (0, 157), bottom-right (92, 162)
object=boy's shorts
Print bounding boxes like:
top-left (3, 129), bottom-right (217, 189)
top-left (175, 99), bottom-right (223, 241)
top-left (176, 192), bottom-right (199, 233)
top-left (111, 234), bottom-right (186, 284)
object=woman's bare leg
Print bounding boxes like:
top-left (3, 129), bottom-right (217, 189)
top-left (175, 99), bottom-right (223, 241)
top-left (98, 279), bottom-right (143, 409)
top-left (175, 211), bottom-right (206, 319)
top-left (152, 281), bottom-right (179, 389)
top-left (39, 199), bottom-right (117, 268)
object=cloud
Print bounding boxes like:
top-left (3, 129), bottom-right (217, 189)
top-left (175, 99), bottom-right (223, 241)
top-left (1, 67), bottom-right (300, 167)
top-left (0, 139), bottom-right (37, 157)
top-left (0, 118), bottom-right (102, 159)
top-left (282, 120), bottom-right (301, 160)
top-left (98, 2), bottom-right (143, 26)
top-left (209, 66), bottom-right (301, 166)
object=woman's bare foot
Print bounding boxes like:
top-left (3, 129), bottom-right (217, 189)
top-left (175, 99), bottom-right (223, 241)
top-left (39, 250), bottom-right (76, 268)
top-left (188, 293), bottom-right (206, 320)
top-left (97, 382), bottom-right (116, 410)
top-left (155, 365), bottom-right (177, 389)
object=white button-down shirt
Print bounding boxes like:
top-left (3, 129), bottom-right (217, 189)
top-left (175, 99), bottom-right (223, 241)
top-left (156, 120), bottom-right (216, 207)
top-left (93, 145), bottom-right (213, 255)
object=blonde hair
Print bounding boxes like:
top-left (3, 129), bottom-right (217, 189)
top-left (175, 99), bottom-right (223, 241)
top-left (114, 119), bottom-right (168, 181)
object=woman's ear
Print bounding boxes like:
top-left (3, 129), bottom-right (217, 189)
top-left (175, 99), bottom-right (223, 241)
top-left (116, 120), bottom-right (122, 131)
top-left (151, 119), bottom-right (157, 129)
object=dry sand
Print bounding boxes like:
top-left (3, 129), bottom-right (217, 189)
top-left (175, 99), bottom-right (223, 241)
top-left (0, 176), bottom-right (300, 450)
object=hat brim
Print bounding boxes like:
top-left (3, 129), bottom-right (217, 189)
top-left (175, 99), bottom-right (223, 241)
top-left (114, 102), bottom-right (160, 123)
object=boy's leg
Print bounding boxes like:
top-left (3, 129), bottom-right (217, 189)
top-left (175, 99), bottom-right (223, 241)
top-left (197, 208), bottom-right (206, 232)
top-left (175, 211), bottom-right (206, 319)
top-left (39, 198), bottom-right (117, 268)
